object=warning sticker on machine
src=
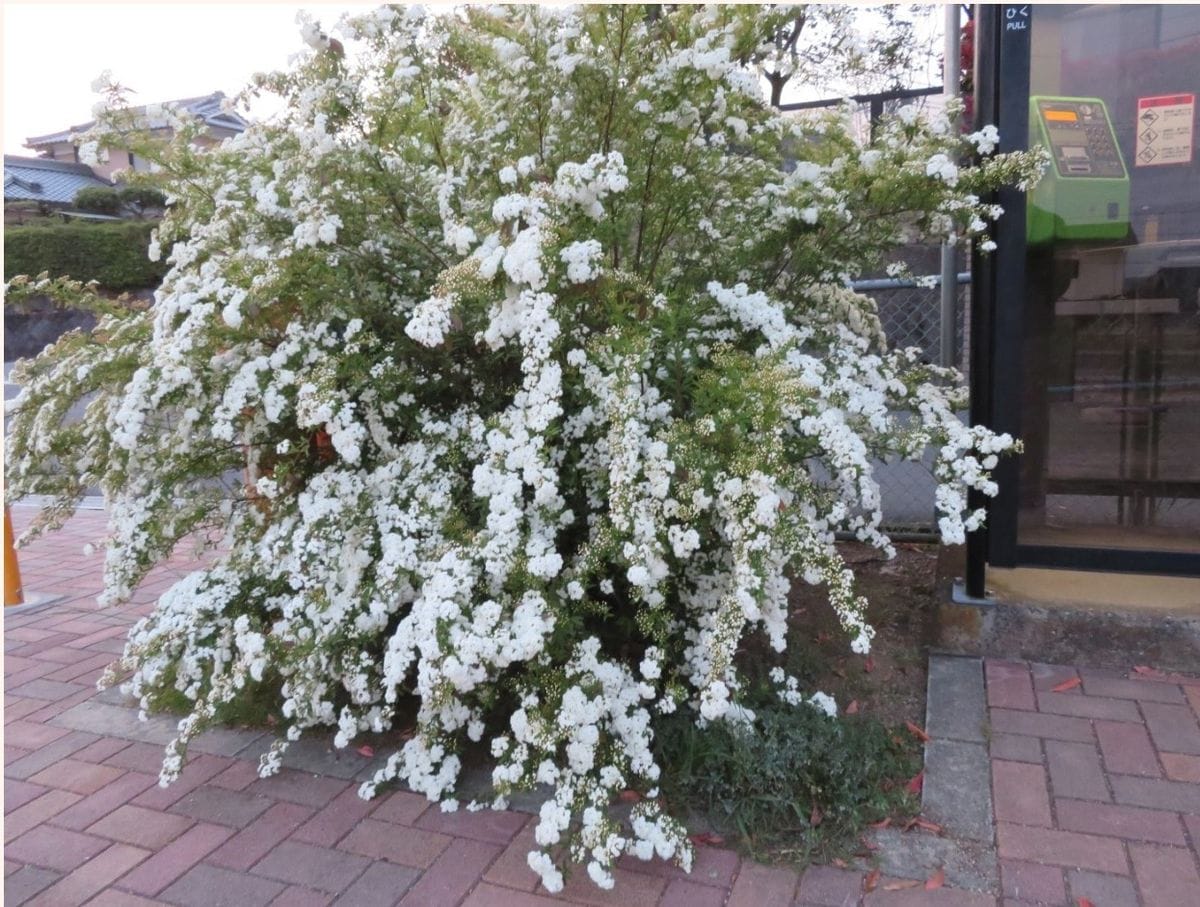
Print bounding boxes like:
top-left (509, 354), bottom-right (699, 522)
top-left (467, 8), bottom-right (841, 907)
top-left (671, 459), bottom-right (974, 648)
top-left (1135, 94), bottom-right (1194, 166)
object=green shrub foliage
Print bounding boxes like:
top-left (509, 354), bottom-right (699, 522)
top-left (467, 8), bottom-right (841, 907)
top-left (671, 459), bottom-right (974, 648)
top-left (3, 221), bottom-right (166, 290)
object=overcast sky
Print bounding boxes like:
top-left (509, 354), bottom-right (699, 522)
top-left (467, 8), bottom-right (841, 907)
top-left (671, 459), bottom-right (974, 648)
top-left (2, 2), bottom-right (370, 155)
top-left (3, 3), bottom-right (945, 157)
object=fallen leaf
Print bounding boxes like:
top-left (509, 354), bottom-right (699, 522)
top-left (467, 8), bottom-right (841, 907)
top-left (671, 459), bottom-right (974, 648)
top-left (864, 656), bottom-right (875, 674)
top-left (845, 700), bottom-right (860, 715)
top-left (869, 817), bottom-right (892, 830)
top-left (882, 879), bottom-right (922, 891)
top-left (905, 721), bottom-right (931, 743)
top-left (356, 744), bottom-right (374, 758)
top-left (832, 858), bottom-right (849, 869)
top-left (810, 804), bottom-right (823, 826)
top-left (688, 832), bottom-right (725, 846)
top-left (1077, 899), bottom-right (1096, 907)
top-left (618, 789), bottom-right (642, 804)
top-left (1051, 676), bottom-right (1082, 692)
top-left (859, 836), bottom-right (879, 852)
top-left (913, 818), bottom-right (944, 835)
top-left (863, 868), bottom-right (881, 892)
top-left (925, 867), bottom-right (945, 890)
top-left (1132, 665), bottom-right (1162, 677)
top-left (905, 770), bottom-right (924, 795)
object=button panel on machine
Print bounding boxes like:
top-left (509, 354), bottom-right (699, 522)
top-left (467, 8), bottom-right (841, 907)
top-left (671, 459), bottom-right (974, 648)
top-left (1037, 100), bottom-right (1126, 179)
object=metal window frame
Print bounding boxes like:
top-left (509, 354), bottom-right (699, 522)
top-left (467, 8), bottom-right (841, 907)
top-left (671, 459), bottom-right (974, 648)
top-left (968, 3), bottom-right (1200, 583)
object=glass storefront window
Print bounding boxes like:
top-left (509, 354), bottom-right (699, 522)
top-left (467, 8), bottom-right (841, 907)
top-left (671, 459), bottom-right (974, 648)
top-left (1019, 4), bottom-right (1200, 553)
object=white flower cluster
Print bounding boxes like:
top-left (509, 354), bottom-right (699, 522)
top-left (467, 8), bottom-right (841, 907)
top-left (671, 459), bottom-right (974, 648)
top-left (7, 4), bottom-right (1045, 897)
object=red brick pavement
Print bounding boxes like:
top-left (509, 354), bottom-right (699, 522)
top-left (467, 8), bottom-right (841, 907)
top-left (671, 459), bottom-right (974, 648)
top-left (986, 659), bottom-right (1200, 906)
top-left (5, 506), bottom-right (1200, 905)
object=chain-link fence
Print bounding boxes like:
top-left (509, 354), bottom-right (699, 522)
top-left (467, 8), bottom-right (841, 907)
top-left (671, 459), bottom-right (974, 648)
top-left (849, 272), bottom-right (971, 535)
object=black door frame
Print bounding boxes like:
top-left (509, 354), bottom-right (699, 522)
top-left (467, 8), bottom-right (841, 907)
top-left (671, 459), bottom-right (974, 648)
top-left (968, 3), bottom-right (1200, 583)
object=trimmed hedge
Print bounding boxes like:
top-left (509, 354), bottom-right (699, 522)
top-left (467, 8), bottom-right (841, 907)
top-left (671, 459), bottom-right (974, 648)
top-left (3, 221), bottom-right (167, 291)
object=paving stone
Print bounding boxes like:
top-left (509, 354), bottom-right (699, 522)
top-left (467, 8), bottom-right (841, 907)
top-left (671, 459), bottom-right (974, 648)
top-left (169, 785), bottom-right (274, 828)
top-left (268, 886), bottom-right (333, 907)
top-left (1067, 869), bottom-right (1140, 907)
top-left (89, 889), bottom-right (175, 907)
top-left (996, 822), bottom-right (1127, 873)
top-left (863, 884), bottom-right (996, 906)
top-left (1110, 774), bottom-right (1200, 814)
top-left (369, 789), bottom-right (429, 826)
top-left (291, 785), bottom-right (379, 847)
top-left (460, 882), bottom-right (567, 907)
top-left (1046, 739), bottom-right (1110, 801)
top-left (25, 843), bottom-right (149, 907)
top-left (923, 739), bottom-right (993, 842)
top-left (657, 878), bottom-right (729, 907)
top-left (274, 736), bottom-right (367, 780)
top-left (104, 742), bottom-right (171, 774)
top-left (132, 754), bottom-right (231, 809)
top-left (5, 730), bottom-right (100, 780)
top-left (869, 828), bottom-right (997, 893)
top-left (244, 770), bottom-right (348, 809)
top-left (1030, 663), bottom-right (1080, 693)
top-left (1000, 859), bottom-right (1065, 904)
top-left (5, 825), bottom-right (110, 872)
top-left (414, 803), bottom-right (528, 844)
top-left (6, 679), bottom-right (90, 702)
top-left (989, 734), bottom-right (1044, 764)
top-left (53, 772), bottom-right (158, 831)
top-left (331, 860), bottom-right (420, 907)
top-left (1161, 752), bottom-right (1200, 782)
top-left (797, 864), bottom-right (865, 906)
top-left (206, 802), bottom-right (314, 871)
top-left (990, 709), bottom-right (1093, 743)
top-left (1037, 691), bottom-right (1141, 722)
top-left (1130, 843), bottom-right (1200, 907)
top-left (481, 817), bottom-right (540, 892)
top-left (117, 821), bottom-right (233, 896)
top-left (556, 864), bottom-right (668, 907)
top-left (27, 758), bottom-right (125, 795)
top-left (3, 864), bottom-right (62, 905)
top-left (338, 817), bottom-right (451, 869)
top-left (625, 844), bottom-right (740, 889)
top-left (252, 841), bottom-right (371, 895)
top-left (1096, 720), bottom-right (1162, 777)
top-left (992, 760), bottom-right (1052, 826)
top-left (726, 861), bottom-right (800, 907)
top-left (4, 779), bottom-right (50, 812)
top-left (1081, 675), bottom-right (1187, 704)
top-left (1140, 702), bottom-right (1200, 755)
top-left (87, 804), bottom-right (194, 849)
top-left (4, 789), bottom-right (83, 843)
top-left (4, 720), bottom-right (71, 751)
top-left (926, 656), bottom-right (987, 743)
top-left (159, 862), bottom-right (285, 907)
top-left (1057, 798), bottom-right (1186, 844)
top-left (208, 759), bottom-right (261, 792)
top-left (397, 837), bottom-right (501, 906)
top-left (71, 737), bottom-right (135, 764)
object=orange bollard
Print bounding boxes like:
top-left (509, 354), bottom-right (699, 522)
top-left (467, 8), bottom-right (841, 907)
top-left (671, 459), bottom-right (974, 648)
top-left (5, 507), bottom-right (24, 606)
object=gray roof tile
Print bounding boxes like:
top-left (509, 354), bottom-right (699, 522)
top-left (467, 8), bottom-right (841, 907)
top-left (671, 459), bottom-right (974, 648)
top-left (4, 155), bottom-right (112, 205)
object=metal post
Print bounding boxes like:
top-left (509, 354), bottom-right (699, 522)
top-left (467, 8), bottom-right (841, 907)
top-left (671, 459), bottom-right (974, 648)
top-left (940, 4), bottom-right (962, 369)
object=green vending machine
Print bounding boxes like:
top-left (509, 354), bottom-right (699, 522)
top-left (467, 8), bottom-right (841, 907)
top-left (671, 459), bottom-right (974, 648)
top-left (1027, 97), bottom-right (1131, 245)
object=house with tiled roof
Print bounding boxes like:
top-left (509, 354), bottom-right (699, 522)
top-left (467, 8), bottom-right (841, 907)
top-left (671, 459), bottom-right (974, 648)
top-left (3, 156), bottom-right (117, 224)
top-left (23, 91), bottom-right (248, 181)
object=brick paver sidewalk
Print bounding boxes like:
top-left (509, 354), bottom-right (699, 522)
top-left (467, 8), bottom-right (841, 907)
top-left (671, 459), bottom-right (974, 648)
top-left (985, 660), bottom-right (1200, 905)
top-left (6, 505), bottom-right (1200, 905)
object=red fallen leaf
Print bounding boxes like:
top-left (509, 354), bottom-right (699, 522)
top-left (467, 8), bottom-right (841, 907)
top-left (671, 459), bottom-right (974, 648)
top-left (905, 770), bottom-right (924, 795)
top-left (1132, 665), bottom-right (1163, 677)
top-left (1052, 676), bottom-right (1082, 692)
top-left (883, 879), bottom-right (921, 891)
top-left (859, 835), bottom-right (879, 852)
top-left (905, 721), bottom-right (931, 743)
top-left (618, 789), bottom-right (642, 804)
top-left (913, 818), bottom-right (944, 835)
top-left (863, 868), bottom-right (881, 892)
top-left (925, 867), bottom-right (945, 890)
top-left (356, 744), bottom-right (374, 758)
top-left (869, 817), bottom-right (892, 830)
top-left (1078, 899), bottom-right (1096, 907)
top-left (864, 655), bottom-right (875, 674)
top-left (810, 804), bottom-right (823, 826)
top-left (832, 858), bottom-right (849, 869)
top-left (845, 700), bottom-right (860, 715)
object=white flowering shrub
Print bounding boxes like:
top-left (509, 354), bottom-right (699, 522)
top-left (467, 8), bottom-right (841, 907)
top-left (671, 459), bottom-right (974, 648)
top-left (5, 5), bottom-right (1043, 892)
